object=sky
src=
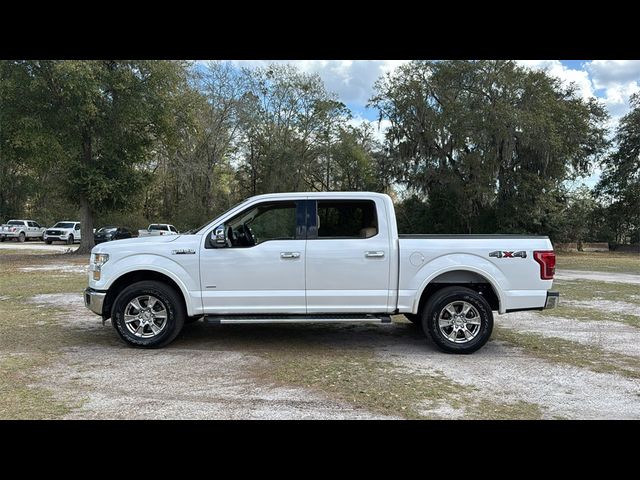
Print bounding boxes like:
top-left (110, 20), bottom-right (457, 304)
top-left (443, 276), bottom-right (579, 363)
top-left (219, 60), bottom-right (640, 186)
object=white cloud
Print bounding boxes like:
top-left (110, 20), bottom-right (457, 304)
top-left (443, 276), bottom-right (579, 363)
top-left (516, 60), bottom-right (594, 100)
top-left (585, 60), bottom-right (640, 123)
top-left (229, 60), bottom-right (409, 107)
top-left (518, 60), bottom-right (640, 124)
top-left (586, 60), bottom-right (640, 89)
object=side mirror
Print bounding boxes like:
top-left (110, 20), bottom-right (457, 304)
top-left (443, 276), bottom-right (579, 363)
top-left (210, 225), bottom-right (227, 248)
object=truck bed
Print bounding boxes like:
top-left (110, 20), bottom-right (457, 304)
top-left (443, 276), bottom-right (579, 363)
top-left (397, 235), bottom-right (554, 314)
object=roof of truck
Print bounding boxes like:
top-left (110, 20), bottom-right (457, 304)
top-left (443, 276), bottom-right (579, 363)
top-left (245, 191), bottom-right (391, 201)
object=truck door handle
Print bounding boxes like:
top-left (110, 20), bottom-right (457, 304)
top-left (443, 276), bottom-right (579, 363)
top-left (365, 251), bottom-right (385, 258)
top-left (280, 252), bottom-right (300, 259)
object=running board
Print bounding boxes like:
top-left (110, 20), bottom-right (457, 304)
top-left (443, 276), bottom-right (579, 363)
top-left (204, 314), bottom-right (392, 325)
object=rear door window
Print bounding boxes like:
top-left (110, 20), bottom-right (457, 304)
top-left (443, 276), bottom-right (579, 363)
top-left (313, 200), bottom-right (378, 239)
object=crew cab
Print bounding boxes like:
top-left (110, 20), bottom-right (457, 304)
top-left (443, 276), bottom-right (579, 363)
top-left (0, 220), bottom-right (46, 242)
top-left (84, 192), bottom-right (558, 353)
top-left (44, 221), bottom-right (81, 245)
top-left (138, 224), bottom-right (179, 237)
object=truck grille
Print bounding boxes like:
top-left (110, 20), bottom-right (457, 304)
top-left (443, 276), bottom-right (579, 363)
top-left (47, 230), bottom-right (62, 235)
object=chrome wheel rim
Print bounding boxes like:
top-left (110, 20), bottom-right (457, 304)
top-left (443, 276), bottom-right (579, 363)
top-left (438, 301), bottom-right (481, 344)
top-left (124, 295), bottom-right (168, 338)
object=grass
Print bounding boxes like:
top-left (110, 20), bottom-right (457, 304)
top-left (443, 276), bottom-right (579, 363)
top-left (539, 279), bottom-right (640, 328)
top-left (556, 251), bottom-right (640, 274)
top-left (541, 304), bottom-right (640, 328)
top-left (0, 251), bottom-right (89, 419)
top-left (551, 279), bottom-right (640, 305)
top-left (256, 347), bottom-right (543, 419)
top-left (495, 327), bottom-right (640, 379)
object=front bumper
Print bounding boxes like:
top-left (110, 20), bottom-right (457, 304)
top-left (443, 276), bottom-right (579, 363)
top-left (84, 287), bottom-right (107, 315)
top-left (544, 291), bottom-right (560, 309)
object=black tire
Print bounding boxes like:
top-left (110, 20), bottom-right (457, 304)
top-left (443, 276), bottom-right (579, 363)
top-left (66, 234), bottom-right (74, 245)
top-left (18, 232), bottom-right (25, 242)
top-left (0, 237), bottom-right (5, 242)
top-left (403, 313), bottom-right (421, 325)
top-left (45, 240), bottom-right (52, 245)
top-left (422, 286), bottom-right (493, 354)
top-left (112, 280), bottom-right (185, 348)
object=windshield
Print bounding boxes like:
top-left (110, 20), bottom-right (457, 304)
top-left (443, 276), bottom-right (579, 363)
top-left (8, 220), bottom-right (24, 225)
top-left (183, 199), bottom-right (252, 234)
top-left (53, 222), bottom-right (75, 229)
top-left (149, 224), bottom-right (167, 231)
top-left (98, 227), bottom-right (117, 233)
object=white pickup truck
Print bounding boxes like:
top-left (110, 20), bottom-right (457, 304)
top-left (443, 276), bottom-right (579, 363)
top-left (44, 221), bottom-right (81, 245)
top-left (84, 192), bottom-right (558, 353)
top-left (0, 220), bottom-right (47, 242)
top-left (138, 224), bottom-right (179, 237)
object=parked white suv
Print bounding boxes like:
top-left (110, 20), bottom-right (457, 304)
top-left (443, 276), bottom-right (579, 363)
top-left (0, 220), bottom-right (47, 242)
top-left (44, 221), bottom-right (81, 245)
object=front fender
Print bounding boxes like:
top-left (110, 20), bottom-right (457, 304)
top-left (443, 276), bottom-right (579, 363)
top-left (411, 253), bottom-right (508, 314)
top-left (92, 253), bottom-right (200, 316)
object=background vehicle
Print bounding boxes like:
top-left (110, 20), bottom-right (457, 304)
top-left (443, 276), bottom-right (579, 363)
top-left (85, 192), bottom-right (558, 353)
top-left (94, 226), bottom-right (133, 244)
top-left (0, 220), bottom-right (47, 242)
top-left (138, 224), bottom-right (179, 237)
top-left (44, 221), bottom-right (81, 245)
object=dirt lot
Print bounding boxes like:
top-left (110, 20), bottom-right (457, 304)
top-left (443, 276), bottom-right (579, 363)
top-left (1, 248), bottom-right (639, 419)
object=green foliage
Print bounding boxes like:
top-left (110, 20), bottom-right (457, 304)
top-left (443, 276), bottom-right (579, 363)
top-left (2, 60), bottom-right (637, 245)
top-left (1, 60), bottom-right (196, 251)
top-left (596, 93), bottom-right (640, 243)
top-left (370, 60), bottom-right (609, 235)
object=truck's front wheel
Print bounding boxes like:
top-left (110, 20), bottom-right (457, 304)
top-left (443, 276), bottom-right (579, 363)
top-left (112, 281), bottom-right (185, 348)
top-left (422, 286), bottom-right (493, 354)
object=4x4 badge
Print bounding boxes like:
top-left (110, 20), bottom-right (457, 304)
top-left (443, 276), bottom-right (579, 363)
top-left (489, 250), bottom-right (527, 259)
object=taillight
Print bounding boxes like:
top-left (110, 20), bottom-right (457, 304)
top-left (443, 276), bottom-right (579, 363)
top-left (534, 250), bottom-right (556, 280)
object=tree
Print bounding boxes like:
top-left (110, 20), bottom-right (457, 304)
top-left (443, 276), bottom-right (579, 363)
top-left (370, 60), bottom-right (608, 235)
top-left (597, 93), bottom-right (640, 243)
top-left (1, 60), bottom-right (194, 253)
top-left (235, 64), bottom-right (350, 195)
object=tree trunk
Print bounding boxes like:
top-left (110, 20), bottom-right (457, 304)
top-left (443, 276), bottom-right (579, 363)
top-left (75, 133), bottom-right (95, 254)
top-left (76, 195), bottom-right (95, 254)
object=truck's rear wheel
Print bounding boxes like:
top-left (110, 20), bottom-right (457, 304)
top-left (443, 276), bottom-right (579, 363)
top-left (18, 232), bottom-right (25, 242)
top-left (422, 286), bottom-right (493, 354)
top-left (112, 281), bottom-right (185, 348)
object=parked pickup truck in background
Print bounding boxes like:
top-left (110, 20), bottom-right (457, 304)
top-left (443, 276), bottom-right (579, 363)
top-left (138, 224), bottom-right (179, 237)
top-left (0, 220), bottom-right (47, 242)
top-left (84, 192), bottom-right (558, 353)
top-left (44, 221), bottom-right (81, 245)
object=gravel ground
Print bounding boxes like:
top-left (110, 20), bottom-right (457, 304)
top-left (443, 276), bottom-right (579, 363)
top-left (376, 340), bottom-right (640, 419)
top-left (499, 311), bottom-right (640, 358)
top-left (12, 264), bottom-right (639, 419)
top-left (556, 269), bottom-right (640, 284)
top-left (21, 264), bottom-right (88, 274)
top-left (38, 345), bottom-right (395, 420)
top-left (28, 289), bottom-right (640, 420)
top-left (0, 241), bottom-right (78, 252)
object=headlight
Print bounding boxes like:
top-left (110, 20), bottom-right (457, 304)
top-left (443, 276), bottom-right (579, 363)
top-left (92, 253), bottom-right (109, 267)
top-left (91, 253), bottom-right (109, 281)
